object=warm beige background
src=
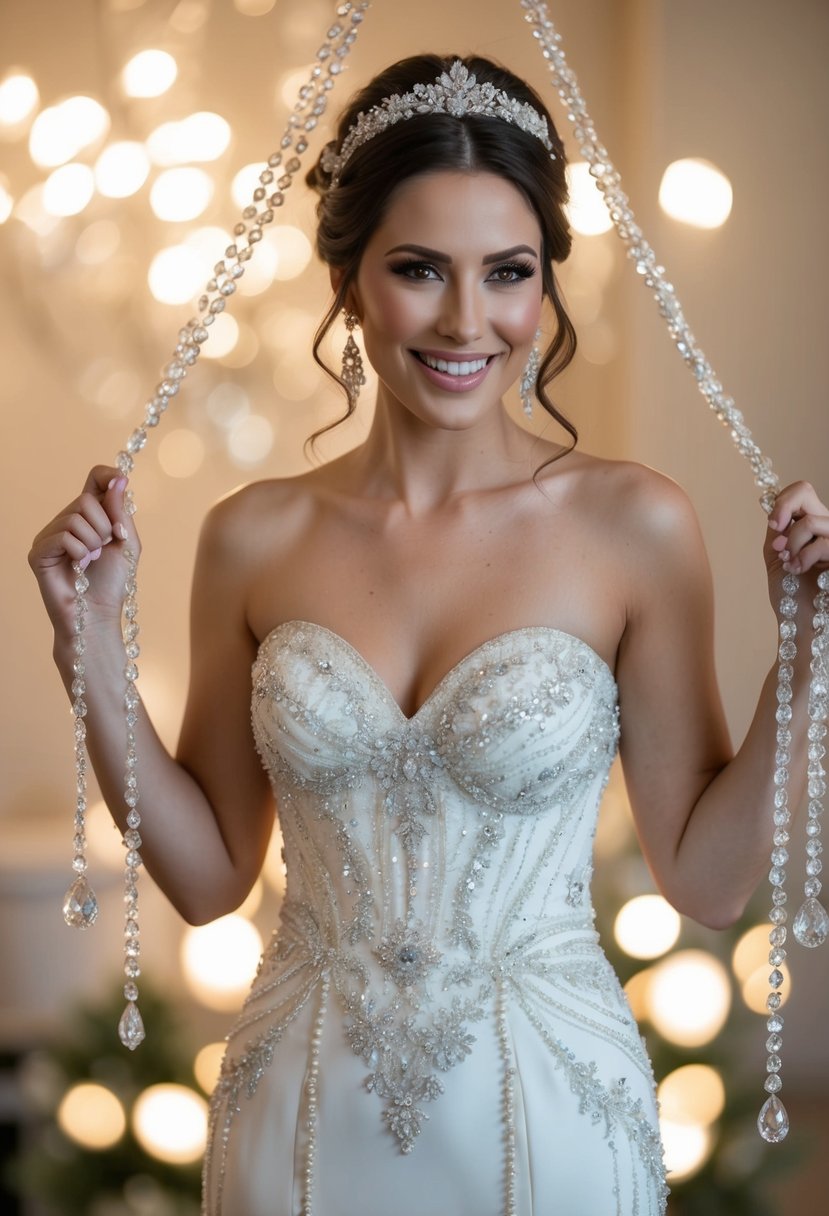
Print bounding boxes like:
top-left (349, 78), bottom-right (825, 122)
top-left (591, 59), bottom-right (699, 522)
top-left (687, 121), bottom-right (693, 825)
top-left (1, 0), bottom-right (827, 1175)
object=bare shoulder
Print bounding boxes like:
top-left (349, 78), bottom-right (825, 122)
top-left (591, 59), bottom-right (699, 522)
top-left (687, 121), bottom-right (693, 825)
top-left (198, 466), bottom-right (332, 559)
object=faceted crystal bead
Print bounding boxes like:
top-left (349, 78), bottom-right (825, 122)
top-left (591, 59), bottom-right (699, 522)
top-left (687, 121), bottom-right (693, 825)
top-left (118, 1000), bottom-right (145, 1050)
top-left (792, 897), bottom-right (829, 948)
top-left (63, 875), bottom-right (99, 928)
top-left (758, 1094), bottom-right (789, 1143)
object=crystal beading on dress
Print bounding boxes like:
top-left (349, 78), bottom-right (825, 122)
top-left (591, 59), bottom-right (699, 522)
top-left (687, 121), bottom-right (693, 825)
top-left (519, 0), bottom-right (828, 1141)
top-left (62, 2), bottom-right (369, 1049)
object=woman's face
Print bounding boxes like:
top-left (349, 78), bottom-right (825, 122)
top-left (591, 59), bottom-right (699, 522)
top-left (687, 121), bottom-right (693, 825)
top-left (351, 170), bottom-right (544, 431)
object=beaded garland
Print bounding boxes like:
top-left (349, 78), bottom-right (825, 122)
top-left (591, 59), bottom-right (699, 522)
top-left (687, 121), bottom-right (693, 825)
top-left (62, 0), bottom-right (827, 1154)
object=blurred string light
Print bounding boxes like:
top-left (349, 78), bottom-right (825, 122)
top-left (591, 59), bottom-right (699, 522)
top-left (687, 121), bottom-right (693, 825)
top-left (270, 224), bottom-right (312, 280)
top-left (228, 413), bottom-right (275, 467)
top-left (94, 141), bottom-right (150, 198)
top-left (150, 166), bottom-right (214, 221)
top-left (181, 914), bottom-right (263, 1010)
top-left (613, 893), bottom-right (681, 959)
top-left (231, 161), bottom-right (266, 209)
top-left (29, 96), bottom-right (109, 167)
top-left (659, 1120), bottom-right (712, 1184)
top-left (194, 1042), bottom-right (226, 1094)
top-left (0, 175), bottom-right (13, 223)
top-left (43, 163), bottom-right (95, 217)
top-left (646, 949), bottom-right (731, 1047)
top-left (658, 1063), bottom-right (726, 1127)
top-left (170, 0), bottom-right (210, 34)
top-left (200, 312), bottom-right (240, 359)
top-left (0, 71), bottom-right (39, 127)
top-left (148, 244), bottom-right (205, 304)
top-left (146, 111), bottom-right (231, 166)
top-left (132, 1083), bottom-right (208, 1164)
top-left (121, 49), bottom-right (178, 98)
top-left (157, 427), bottom-right (206, 478)
top-left (565, 161), bottom-right (613, 236)
top-left (57, 1082), bottom-right (126, 1150)
top-left (206, 381), bottom-right (251, 430)
top-left (658, 158), bottom-right (733, 229)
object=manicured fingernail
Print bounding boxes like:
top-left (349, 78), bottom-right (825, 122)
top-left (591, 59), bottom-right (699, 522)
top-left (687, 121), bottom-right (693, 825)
top-left (78, 552), bottom-right (91, 571)
top-left (116, 523), bottom-right (128, 540)
top-left (780, 550), bottom-right (790, 561)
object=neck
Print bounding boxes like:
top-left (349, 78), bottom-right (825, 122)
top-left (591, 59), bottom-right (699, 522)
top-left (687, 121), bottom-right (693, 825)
top-left (349, 385), bottom-right (538, 516)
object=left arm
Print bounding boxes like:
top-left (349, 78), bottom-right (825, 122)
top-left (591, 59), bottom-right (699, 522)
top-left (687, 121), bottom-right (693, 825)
top-left (616, 474), bottom-right (828, 929)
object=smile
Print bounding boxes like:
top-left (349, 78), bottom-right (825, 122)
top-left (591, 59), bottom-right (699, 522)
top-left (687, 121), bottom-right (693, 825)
top-left (416, 353), bottom-right (491, 376)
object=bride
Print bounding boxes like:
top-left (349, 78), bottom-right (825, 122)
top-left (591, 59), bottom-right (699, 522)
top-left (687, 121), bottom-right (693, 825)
top-left (28, 52), bottom-right (828, 1216)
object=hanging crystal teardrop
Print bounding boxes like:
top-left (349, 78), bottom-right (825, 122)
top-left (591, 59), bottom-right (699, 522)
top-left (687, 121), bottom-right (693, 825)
top-left (118, 1000), bottom-right (145, 1050)
top-left (792, 896), bottom-right (829, 947)
top-left (62, 875), bottom-right (99, 928)
top-left (758, 1094), bottom-right (790, 1143)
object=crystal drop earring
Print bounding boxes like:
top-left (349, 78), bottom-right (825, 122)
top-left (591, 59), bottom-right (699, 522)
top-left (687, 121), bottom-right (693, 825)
top-left (341, 312), bottom-right (366, 407)
top-left (520, 331), bottom-right (541, 418)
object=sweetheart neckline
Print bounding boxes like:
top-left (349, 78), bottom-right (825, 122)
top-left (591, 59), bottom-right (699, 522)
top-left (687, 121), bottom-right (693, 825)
top-left (256, 620), bottom-right (617, 723)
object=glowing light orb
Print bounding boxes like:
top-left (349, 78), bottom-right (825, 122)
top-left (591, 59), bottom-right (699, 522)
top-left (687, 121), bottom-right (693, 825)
top-left (200, 313), bottom-right (239, 359)
top-left (121, 50), bottom-right (178, 98)
top-left (647, 950), bottom-right (731, 1047)
top-left (227, 414), bottom-right (274, 467)
top-left (29, 96), bottom-right (109, 168)
top-left (658, 158), bottom-right (733, 229)
top-left (94, 141), bottom-right (150, 198)
top-left (158, 428), bottom-right (205, 478)
top-left (148, 244), bottom-right (205, 304)
top-left (658, 1064), bottom-right (725, 1127)
top-left (194, 1042), bottom-right (226, 1094)
top-left (0, 72), bottom-right (39, 126)
top-left (57, 1082), bottom-right (126, 1150)
top-left (150, 166), bottom-right (214, 222)
top-left (231, 162), bottom-right (267, 208)
top-left (147, 111), bottom-right (230, 166)
top-left (565, 162), bottom-right (613, 236)
top-left (614, 894), bottom-right (681, 960)
top-left (181, 914), bottom-right (263, 1010)
top-left (132, 1083), bottom-right (208, 1164)
top-left (42, 163), bottom-right (95, 217)
top-left (271, 224), bottom-right (312, 281)
top-left (659, 1118), bottom-right (712, 1183)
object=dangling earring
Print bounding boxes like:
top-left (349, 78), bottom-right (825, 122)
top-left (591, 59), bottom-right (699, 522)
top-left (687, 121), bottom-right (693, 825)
top-left (520, 330), bottom-right (542, 418)
top-left (341, 312), bottom-right (366, 407)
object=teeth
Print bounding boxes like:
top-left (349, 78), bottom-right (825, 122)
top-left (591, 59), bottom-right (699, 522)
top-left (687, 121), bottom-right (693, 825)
top-left (421, 354), bottom-right (488, 376)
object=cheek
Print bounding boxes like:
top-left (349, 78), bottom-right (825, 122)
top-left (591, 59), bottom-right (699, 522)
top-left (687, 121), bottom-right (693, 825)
top-left (501, 287), bottom-right (544, 342)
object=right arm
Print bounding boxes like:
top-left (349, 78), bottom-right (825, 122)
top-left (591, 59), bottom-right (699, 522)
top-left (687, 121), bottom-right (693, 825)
top-left (28, 466), bottom-right (274, 925)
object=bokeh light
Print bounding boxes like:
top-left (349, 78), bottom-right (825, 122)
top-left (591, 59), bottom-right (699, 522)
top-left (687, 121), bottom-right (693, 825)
top-left (647, 949), bottom-right (731, 1047)
top-left (132, 1083), bottom-right (208, 1164)
top-left (76, 219), bottom-right (121, 264)
top-left (121, 50), bottom-right (178, 98)
top-left (150, 166), bottom-right (214, 221)
top-left (200, 313), bottom-right (239, 359)
top-left (0, 72), bottom-right (39, 126)
top-left (147, 111), bottom-right (231, 165)
top-left (29, 96), bottom-right (109, 167)
top-left (157, 427), bottom-right (206, 478)
top-left (261, 824), bottom-right (287, 893)
top-left (658, 1064), bottom-right (725, 1126)
top-left (231, 161), bottom-right (266, 209)
top-left (94, 141), bottom-right (150, 198)
top-left (57, 1082), bottom-right (126, 1150)
top-left (614, 894), bottom-right (681, 959)
top-left (270, 224), bottom-right (312, 280)
top-left (565, 162), bottom-right (613, 236)
top-left (227, 413), bottom-right (274, 467)
top-left (194, 1042), bottom-right (226, 1094)
top-left (234, 0), bottom-right (276, 14)
top-left (733, 922), bottom-right (792, 1014)
top-left (0, 175), bottom-right (13, 224)
top-left (658, 158), bottom-right (733, 229)
top-left (42, 163), bottom-right (95, 217)
top-left (659, 1119), bottom-right (712, 1183)
top-left (181, 914), bottom-right (263, 1010)
top-left (148, 244), bottom-right (205, 304)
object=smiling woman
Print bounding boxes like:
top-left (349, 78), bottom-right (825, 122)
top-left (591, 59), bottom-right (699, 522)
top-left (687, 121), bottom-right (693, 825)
top-left (26, 38), bottom-right (829, 1216)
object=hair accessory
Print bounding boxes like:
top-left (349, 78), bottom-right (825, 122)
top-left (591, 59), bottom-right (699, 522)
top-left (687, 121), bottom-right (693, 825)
top-left (519, 331), bottom-right (541, 418)
top-left (521, 0), bottom-right (827, 1144)
top-left (321, 58), bottom-right (555, 188)
top-left (62, 1), bottom-right (368, 1051)
top-left (341, 312), bottom-right (366, 406)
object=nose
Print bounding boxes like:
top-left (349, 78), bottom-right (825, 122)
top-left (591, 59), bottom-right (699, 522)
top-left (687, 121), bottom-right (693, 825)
top-left (435, 275), bottom-right (484, 345)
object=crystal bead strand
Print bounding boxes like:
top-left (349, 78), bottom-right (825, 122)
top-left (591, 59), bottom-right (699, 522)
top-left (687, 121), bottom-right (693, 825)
top-left (496, 980), bottom-right (517, 1216)
top-left (519, 0), bottom-right (828, 1141)
top-left (62, 1), bottom-right (368, 1049)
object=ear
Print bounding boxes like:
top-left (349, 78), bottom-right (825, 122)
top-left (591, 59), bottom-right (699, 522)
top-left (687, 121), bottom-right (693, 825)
top-left (329, 266), bottom-right (362, 321)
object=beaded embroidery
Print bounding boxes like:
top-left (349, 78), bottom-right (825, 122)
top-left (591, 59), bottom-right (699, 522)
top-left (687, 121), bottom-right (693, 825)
top-left (202, 625), bottom-right (666, 1215)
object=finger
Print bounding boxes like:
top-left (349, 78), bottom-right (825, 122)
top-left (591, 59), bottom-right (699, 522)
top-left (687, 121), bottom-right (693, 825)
top-left (82, 465), bottom-right (124, 497)
top-left (769, 481), bottom-right (824, 532)
top-left (102, 476), bottom-right (131, 540)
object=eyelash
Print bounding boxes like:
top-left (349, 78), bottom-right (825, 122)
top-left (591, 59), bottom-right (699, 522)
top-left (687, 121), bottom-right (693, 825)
top-left (390, 258), bottom-right (537, 284)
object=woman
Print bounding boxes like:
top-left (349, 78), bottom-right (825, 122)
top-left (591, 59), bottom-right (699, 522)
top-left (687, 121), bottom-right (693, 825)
top-left (28, 54), bottom-right (828, 1216)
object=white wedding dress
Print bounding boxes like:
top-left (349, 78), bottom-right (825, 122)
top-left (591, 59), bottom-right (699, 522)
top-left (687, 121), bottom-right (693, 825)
top-left (203, 621), bottom-right (667, 1216)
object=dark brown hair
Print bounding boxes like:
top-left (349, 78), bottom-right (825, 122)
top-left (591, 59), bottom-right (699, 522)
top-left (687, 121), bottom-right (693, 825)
top-left (306, 53), bottom-right (577, 449)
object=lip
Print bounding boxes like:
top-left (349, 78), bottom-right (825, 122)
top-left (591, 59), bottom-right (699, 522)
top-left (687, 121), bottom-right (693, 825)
top-left (409, 349), bottom-right (499, 393)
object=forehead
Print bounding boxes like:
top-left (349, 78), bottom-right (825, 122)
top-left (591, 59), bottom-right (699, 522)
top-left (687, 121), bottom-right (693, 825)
top-left (365, 170), bottom-right (542, 255)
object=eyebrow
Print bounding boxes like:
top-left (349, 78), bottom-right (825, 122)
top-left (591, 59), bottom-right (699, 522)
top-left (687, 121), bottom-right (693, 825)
top-left (384, 243), bottom-right (539, 264)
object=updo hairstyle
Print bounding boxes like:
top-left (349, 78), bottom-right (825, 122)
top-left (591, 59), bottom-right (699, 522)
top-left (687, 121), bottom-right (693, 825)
top-left (306, 53), bottom-right (577, 447)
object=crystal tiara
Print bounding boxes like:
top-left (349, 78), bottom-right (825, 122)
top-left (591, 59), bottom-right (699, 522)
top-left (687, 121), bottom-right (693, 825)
top-left (320, 59), bottom-right (555, 187)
